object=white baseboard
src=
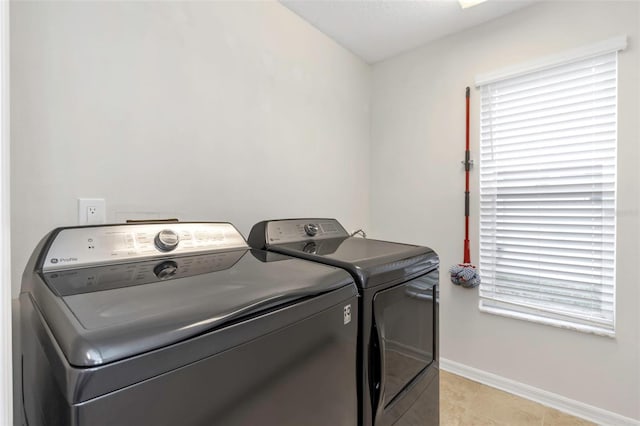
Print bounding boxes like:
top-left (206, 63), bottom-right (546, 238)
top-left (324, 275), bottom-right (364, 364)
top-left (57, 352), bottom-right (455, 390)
top-left (440, 358), bottom-right (639, 426)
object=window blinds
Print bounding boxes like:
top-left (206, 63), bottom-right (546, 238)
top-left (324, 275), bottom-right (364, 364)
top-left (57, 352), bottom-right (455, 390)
top-left (478, 51), bottom-right (618, 336)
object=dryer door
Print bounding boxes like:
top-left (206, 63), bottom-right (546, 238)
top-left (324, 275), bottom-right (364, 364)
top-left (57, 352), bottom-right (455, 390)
top-left (370, 269), bottom-right (437, 423)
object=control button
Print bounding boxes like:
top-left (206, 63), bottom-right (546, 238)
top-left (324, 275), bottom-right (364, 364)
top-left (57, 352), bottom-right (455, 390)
top-left (155, 229), bottom-right (180, 252)
top-left (304, 223), bottom-right (319, 237)
top-left (153, 261), bottom-right (178, 280)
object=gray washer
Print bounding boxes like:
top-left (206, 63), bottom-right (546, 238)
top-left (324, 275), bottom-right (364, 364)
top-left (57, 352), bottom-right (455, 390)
top-left (20, 223), bottom-right (359, 426)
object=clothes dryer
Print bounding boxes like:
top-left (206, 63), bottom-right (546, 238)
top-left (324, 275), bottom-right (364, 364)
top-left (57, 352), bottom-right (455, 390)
top-left (248, 218), bottom-right (439, 426)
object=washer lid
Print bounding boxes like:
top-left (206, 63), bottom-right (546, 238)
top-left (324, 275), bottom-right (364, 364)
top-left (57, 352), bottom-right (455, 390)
top-left (32, 249), bottom-right (354, 367)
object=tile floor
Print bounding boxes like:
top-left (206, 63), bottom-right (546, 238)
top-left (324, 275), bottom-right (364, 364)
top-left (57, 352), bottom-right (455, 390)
top-left (441, 371), bottom-right (595, 426)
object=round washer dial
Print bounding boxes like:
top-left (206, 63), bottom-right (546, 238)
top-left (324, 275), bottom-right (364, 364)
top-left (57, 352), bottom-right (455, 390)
top-left (304, 223), bottom-right (319, 237)
top-left (155, 229), bottom-right (180, 252)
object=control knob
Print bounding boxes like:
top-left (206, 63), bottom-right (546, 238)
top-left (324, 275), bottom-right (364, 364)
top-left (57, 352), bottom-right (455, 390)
top-left (155, 229), bottom-right (180, 252)
top-left (304, 223), bottom-right (319, 237)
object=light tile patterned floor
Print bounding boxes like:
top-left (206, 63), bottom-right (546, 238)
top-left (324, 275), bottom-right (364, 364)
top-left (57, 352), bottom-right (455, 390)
top-left (441, 371), bottom-right (596, 426)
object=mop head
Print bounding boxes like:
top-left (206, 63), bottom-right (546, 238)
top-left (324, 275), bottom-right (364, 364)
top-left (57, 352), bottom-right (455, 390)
top-left (449, 263), bottom-right (480, 288)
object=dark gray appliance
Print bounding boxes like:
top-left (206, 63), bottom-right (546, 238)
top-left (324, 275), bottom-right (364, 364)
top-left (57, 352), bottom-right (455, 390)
top-left (248, 218), bottom-right (439, 426)
top-left (20, 222), bottom-right (359, 426)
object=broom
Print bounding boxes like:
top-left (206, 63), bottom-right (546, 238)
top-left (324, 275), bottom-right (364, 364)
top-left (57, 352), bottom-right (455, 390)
top-left (450, 87), bottom-right (480, 288)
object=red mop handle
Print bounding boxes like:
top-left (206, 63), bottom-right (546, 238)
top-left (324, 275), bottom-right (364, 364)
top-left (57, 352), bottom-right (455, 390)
top-left (464, 87), bottom-right (471, 264)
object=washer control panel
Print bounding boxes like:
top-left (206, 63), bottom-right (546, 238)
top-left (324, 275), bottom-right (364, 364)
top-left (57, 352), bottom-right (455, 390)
top-left (266, 219), bottom-right (349, 244)
top-left (42, 223), bottom-right (247, 271)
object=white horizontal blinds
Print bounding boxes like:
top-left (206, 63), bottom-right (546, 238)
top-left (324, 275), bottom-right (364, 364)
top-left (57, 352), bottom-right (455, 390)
top-left (478, 51), bottom-right (617, 336)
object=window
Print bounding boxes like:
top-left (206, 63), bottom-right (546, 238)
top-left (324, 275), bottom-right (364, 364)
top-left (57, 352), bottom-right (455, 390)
top-left (477, 38), bottom-right (626, 337)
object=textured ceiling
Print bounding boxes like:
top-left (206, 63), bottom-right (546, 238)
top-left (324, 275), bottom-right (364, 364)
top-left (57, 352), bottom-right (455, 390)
top-left (281, 0), bottom-right (536, 63)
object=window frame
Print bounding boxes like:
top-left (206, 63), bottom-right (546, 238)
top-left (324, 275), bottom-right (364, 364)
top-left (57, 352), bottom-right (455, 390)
top-left (474, 37), bottom-right (627, 337)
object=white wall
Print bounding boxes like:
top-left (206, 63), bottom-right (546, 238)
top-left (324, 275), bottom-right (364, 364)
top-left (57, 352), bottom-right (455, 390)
top-left (11, 0), bottom-right (640, 421)
top-left (10, 1), bottom-right (371, 298)
top-left (1, 0), bottom-right (11, 423)
top-left (370, 1), bottom-right (639, 420)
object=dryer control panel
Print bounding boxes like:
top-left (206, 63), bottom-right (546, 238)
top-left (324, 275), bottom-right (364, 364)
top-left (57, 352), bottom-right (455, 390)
top-left (42, 223), bottom-right (247, 271)
top-left (264, 219), bottom-right (349, 244)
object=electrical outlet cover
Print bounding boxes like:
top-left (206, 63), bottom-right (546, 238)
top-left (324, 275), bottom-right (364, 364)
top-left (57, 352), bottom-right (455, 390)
top-left (78, 198), bottom-right (106, 225)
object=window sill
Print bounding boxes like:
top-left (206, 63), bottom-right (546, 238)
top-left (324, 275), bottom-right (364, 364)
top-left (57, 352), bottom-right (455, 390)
top-left (479, 301), bottom-right (616, 338)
